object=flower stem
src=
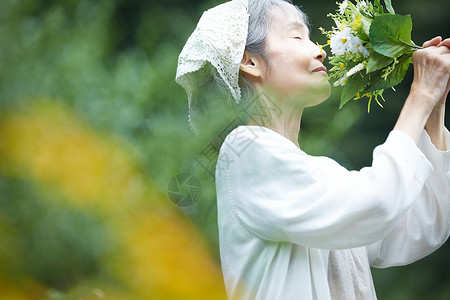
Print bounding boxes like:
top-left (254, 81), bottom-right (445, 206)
top-left (399, 39), bottom-right (423, 50)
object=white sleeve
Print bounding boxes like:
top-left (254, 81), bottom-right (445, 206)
top-left (221, 127), bottom-right (433, 250)
top-left (367, 129), bottom-right (450, 268)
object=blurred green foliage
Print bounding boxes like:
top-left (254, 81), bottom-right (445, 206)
top-left (0, 175), bottom-right (114, 290)
top-left (0, 0), bottom-right (448, 298)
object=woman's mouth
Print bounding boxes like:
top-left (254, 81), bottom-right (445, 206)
top-left (312, 66), bottom-right (328, 74)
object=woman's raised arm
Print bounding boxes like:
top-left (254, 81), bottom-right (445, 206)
top-left (394, 37), bottom-right (450, 143)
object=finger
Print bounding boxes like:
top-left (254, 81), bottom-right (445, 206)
top-left (438, 38), bottom-right (450, 49)
top-left (423, 36), bottom-right (442, 48)
top-left (423, 45), bottom-right (450, 55)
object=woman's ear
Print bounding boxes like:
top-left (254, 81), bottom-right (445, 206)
top-left (240, 50), bottom-right (265, 81)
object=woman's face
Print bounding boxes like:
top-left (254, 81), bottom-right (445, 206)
top-left (261, 7), bottom-right (331, 106)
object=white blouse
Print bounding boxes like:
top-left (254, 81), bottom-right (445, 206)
top-left (216, 126), bottom-right (450, 300)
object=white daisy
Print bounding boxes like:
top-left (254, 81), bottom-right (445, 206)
top-left (358, 0), bottom-right (367, 11)
top-left (339, 0), bottom-right (349, 15)
top-left (347, 36), bottom-right (363, 53)
top-left (359, 45), bottom-right (370, 58)
top-left (334, 74), bottom-right (348, 87)
top-left (330, 25), bottom-right (353, 56)
top-left (346, 36), bottom-right (370, 57)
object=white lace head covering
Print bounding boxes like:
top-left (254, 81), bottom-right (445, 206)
top-left (175, 0), bottom-right (249, 133)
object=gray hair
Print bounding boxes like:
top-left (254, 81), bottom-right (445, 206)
top-left (240, 0), bottom-right (309, 98)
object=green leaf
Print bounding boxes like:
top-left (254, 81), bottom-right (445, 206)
top-left (383, 0), bottom-right (395, 14)
top-left (340, 72), bottom-right (371, 108)
top-left (356, 31), bottom-right (370, 42)
top-left (361, 15), bottom-right (372, 37)
top-left (347, 2), bottom-right (359, 15)
top-left (370, 14), bottom-right (414, 58)
top-left (366, 51), bottom-right (394, 73)
top-left (373, 0), bottom-right (384, 14)
top-left (365, 56), bottom-right (412, 93)
top-left (329, 57), bottom-right (344, 65)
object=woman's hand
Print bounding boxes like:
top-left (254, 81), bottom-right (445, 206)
top-left (394, 36), bottom-right (450, 144)
top-left (437, 38), bottom-right (450, 108)
top-left (421, 37), bottom-right (450, 150)
top-left (410, 37), bottom-right (450, 109)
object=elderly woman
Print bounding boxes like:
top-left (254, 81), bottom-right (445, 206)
top-left (177, 0), bottom-right (450, 299)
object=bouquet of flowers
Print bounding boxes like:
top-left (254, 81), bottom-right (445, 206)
top-left (320, 0), bottom-right (421, 111)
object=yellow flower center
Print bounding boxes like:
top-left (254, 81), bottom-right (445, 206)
top-left (341, 38), bottom-right (347, 44)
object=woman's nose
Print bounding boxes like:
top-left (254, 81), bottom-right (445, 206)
top-left (313, 44), bottom-right (327, 63)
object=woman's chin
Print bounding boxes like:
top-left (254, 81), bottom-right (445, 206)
top-left (262, 79), bottom-right (331, 107)
top-left (314, 82), bottom-right (331, 106)
top-left (299, 80), bottom-right (331, 107)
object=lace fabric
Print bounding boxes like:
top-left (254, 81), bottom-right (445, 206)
top-left (175, 0), bottom-right (249, 133)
